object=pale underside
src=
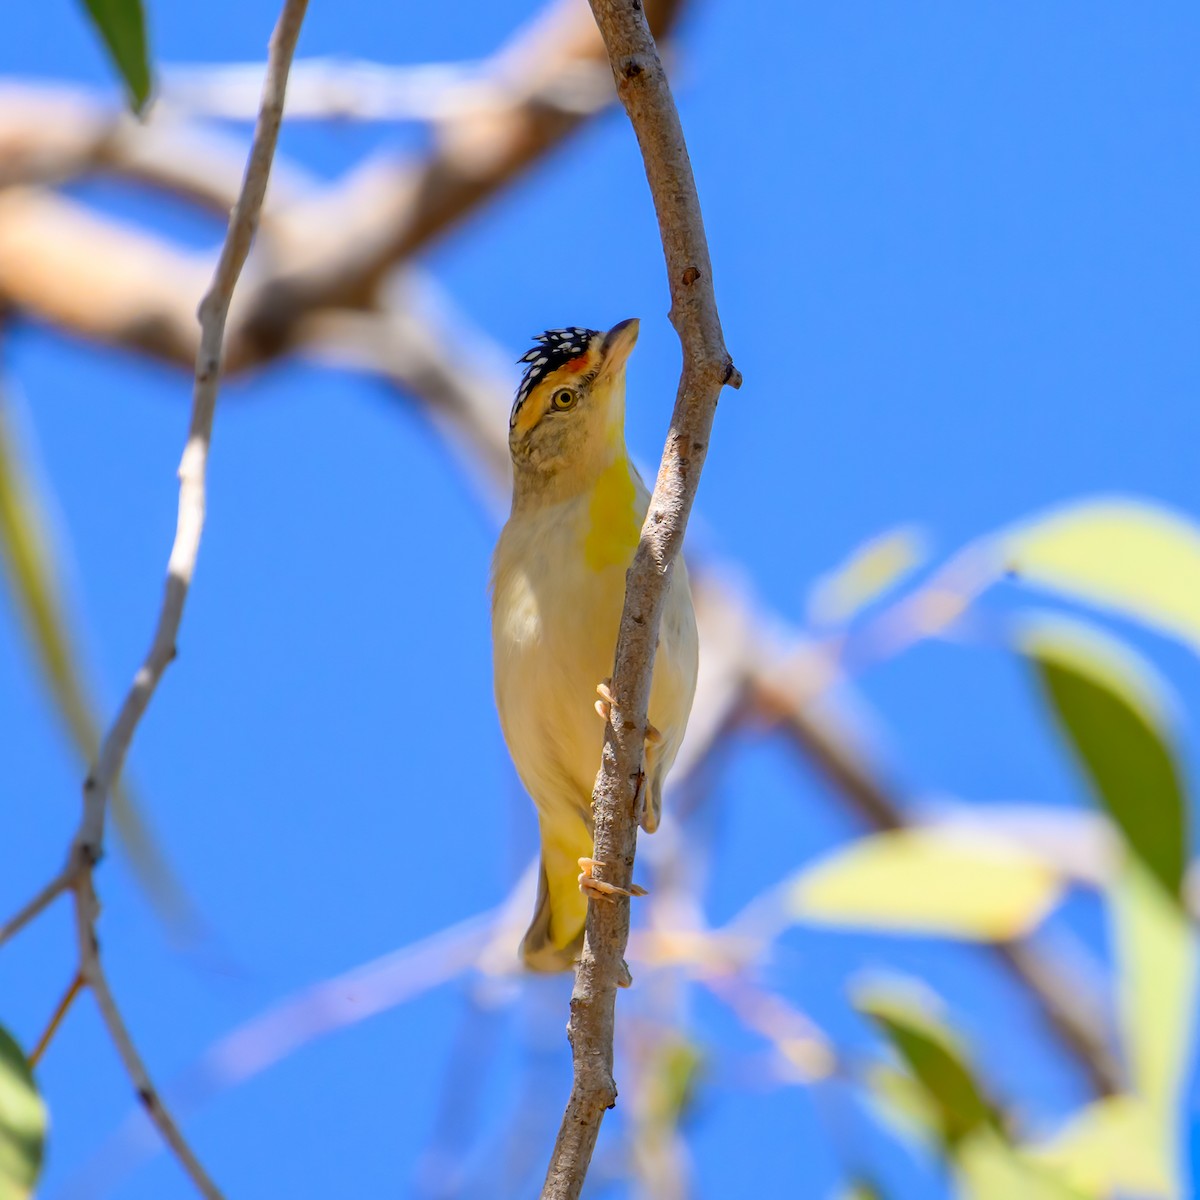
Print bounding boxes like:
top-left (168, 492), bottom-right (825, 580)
top-left (491, 466), bottom-right (698, 969)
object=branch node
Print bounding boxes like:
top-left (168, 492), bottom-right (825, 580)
top-left (74, 838), bottom-right (102, 870)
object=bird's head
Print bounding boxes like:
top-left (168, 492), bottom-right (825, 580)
top-left (507, 318), bottom-right (639, 497)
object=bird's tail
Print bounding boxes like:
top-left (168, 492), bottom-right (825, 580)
top-left (520, 817), bottom-right (591, 972)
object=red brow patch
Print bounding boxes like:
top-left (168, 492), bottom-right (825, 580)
top-left (563, 353), bottom-right (591, 373)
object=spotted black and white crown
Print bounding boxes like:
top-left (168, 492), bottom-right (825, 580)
top-left (510, 327), bottom-right (599, 427)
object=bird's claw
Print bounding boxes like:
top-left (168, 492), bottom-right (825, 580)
top-left (594, 680), bottom-right (662, 744)
top-left (578, 857), bottom-right (648, 901)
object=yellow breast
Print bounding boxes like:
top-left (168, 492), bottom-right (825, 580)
top-left (584, 456), bottom-right (642, 570)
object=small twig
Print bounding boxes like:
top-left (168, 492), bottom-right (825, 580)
top-left (702, 974), bottom-right (836, 1086)
top-left (61, 910), bottom-right (498, 1199)
top-left (539, 3), bottom-right (739, 1197)
top-left (28, 969), bottom-right (84, 1068)
top-left (0, 865), bottom-right (73, 949)
top-left (73, 877), bottom-right (224, 1199)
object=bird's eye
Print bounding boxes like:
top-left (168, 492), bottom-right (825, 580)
top-left (551, 389), bottom-right (577, 411)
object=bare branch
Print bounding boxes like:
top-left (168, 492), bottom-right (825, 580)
top-left (0, 84), bottom-right (314, 208)
top-left (539, 4), bottom-right (739, 1196)
top-left (211, 0), bottom-right (684, 365)
top-left (0, 0), bottom-right (684, 370)
top-left (3, 3), bottom-right (313, 1196)
top-left (76, 0), bottom-right (308, 861)
top-left (161, 56), bottom-right (613, 122)
top-left (64, 910), bottom-right (500, 1198)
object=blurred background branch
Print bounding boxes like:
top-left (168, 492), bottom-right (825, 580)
top-left (0, 65), bottom-right (1122, 1096)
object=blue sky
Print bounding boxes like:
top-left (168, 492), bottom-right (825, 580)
top-left (1, 1), bottom-right (1199, 1197)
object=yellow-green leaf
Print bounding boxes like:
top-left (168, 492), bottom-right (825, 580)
top-left (77, 0), bottom-right (152, 112)
top-left (1006, 500), bottom-right (1200, 653)
top-left (1022, 617), bottom-right (1188, 899)
top-left (1026, 1094), bottom-right (1174, 1198)
top-left (855, 981), bottom-right (998, 1149)
top-left (642, 1035), bottom-right (704, 1129)
top-left (957, 1128), bottom-right (1084, 1200)
top-left (864, 1062), bottom-right (942, 1152)
top-left (1110, 863), bottom-right (1197, 1197)
top-left (808, 525), bottom-right (928, 627)
top-left (787, 829), bottom-right (1063, 941)
top-left (0, 1025), bottom-right (45, 1200)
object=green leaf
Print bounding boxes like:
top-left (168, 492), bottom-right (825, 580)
top-left (1026, 1094), bottom-right (1175, 1198)
top-left (1021, 617), bottom-right (1188, 899)
top-left (0, 405), bottom-right (92, 753)
top-left (643, 1035), bottom-right (704, 1129)
top-left (0, 398), bottom-right (199, 942)
top-left (77, 0), bottom-right (152, 112)
top-left (808, 524), bottom-right (928, 627)
top-left (1006, 499), bottom-right (1200, 653)
top-left (0, 1025), bottom-right (45, 1200)
top-left (854, 980), bottom-right (998, 1149)
top-left (787, 828), bottom-right (1063, 941)
top-left (862, 999), bottom-right (1085, 1200)
top-left (838, 1182), bottom-right (884, 1200)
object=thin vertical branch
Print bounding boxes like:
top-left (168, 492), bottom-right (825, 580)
top-left (539, 3), bottom-right (740, 1196)
top-left (48, 2), bottom-right (310, 1196)
top-left (77, 0), bottom-right (309, 859)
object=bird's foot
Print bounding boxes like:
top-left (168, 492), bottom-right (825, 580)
top-left (578, 857), bottom-right (648, 901)
top-left (594, 681), bottom-right (662, 745)
top-left (594, 680), bottom-right (615, 723)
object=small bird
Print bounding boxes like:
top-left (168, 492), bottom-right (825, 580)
top-left (491, 319), bottom-right (699, 971)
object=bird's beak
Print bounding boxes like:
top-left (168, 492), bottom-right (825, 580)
top-left (599, 318), bottom-right (640, 375)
